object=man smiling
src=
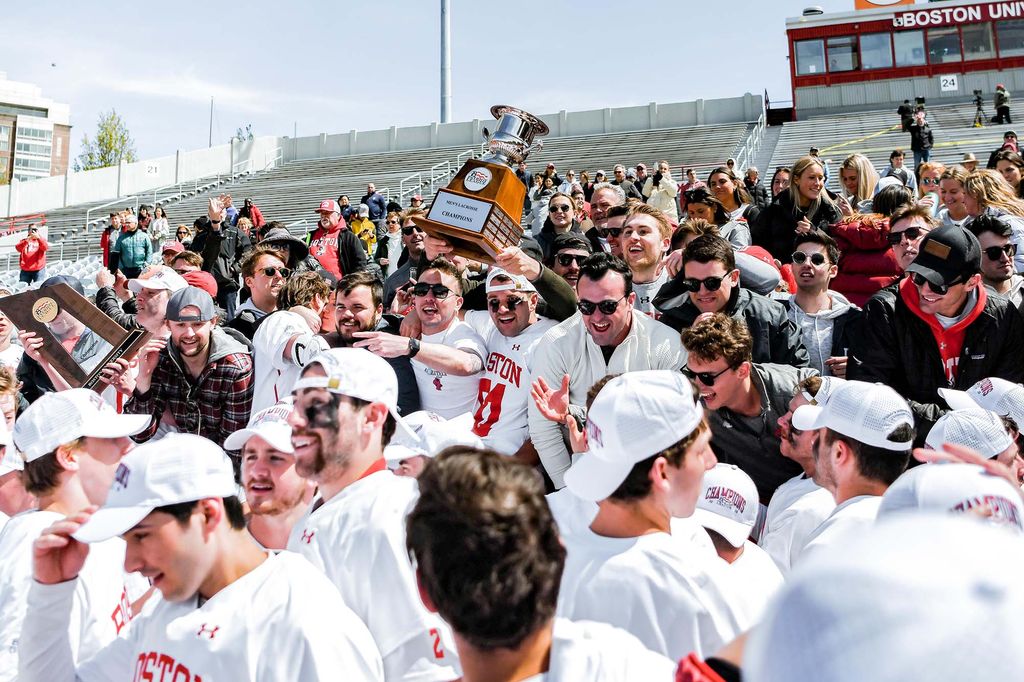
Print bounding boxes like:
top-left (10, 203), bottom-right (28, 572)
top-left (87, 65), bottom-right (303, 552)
top-left (621, 204), bottom-right (671, 316)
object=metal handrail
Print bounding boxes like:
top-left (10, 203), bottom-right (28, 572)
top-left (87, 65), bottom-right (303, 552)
top-left (455, 149), bottom-right (475, 166)
top-left (85, 196), bottom-right (139, 232)
top-left (264, 147), bottom-right (283, 170)
top-left (232, 159), bottom-right (253, 176)
top-left (399, 172), bottom-right (423, 201)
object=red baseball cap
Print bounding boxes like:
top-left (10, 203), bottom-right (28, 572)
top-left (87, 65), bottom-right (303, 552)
top-left (315, 199), bottom-right (341, 214)
top-left (161, 240), bottom-right (185, 256)
top-left (181, 270), bottom-right (218, 298)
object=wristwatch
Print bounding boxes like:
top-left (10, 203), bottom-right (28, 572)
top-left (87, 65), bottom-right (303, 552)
top-left (407, 338), bottom-right (421, 358)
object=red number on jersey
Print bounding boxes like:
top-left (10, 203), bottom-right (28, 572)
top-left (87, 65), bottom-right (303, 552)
top-left (429, 627), bottom-right (445, 659)
top-left (472, 379), bottom-right (506, 437)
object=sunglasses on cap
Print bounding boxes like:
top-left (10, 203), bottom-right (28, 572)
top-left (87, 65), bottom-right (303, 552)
top-left (886, 227), bottom-right (927, 246)
top-left (261, 266), bottom-right (291, 278)
top-left (412, 283), bottom-right (453, 299)
top-left (401, 225), bottom-right (425, 236)
top-left (681, 274), bottom-right (731, 293)
top-left (984, 243), bottom-right (1018, 260)
top-left (791, 251), bottom-right (828, 266)
top-left (549, 203), bottom-right (573, 213)
top-left (682, 365), bottom-right (734, 386)
top-left (556, 253), bottom-right (587, 267)
top-left (488, 296), bottom-right (525, 312)
top-left (911, 272), bottom-right (964, 295)
top-left (600, 227), bottom-right (624, 238)
top-left (577, 295), bottom-right (626, 316)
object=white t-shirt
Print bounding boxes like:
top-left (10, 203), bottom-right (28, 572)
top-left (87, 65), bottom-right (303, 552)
top-left (720, 541), bottom-right (785, 625)
top-left (412, 319), bottom-right (486, 420)
top-left (251, 310), bottom-right (328, 415)
top-left (795, 494), bottom-right (881, 565)
top-left (558, 528), bottom-right (744, 660)
top-left (19, 551), bottom-right (384, 681)
top-left (0, 344), bottom-right (24, 370)
top-left (287, 470), bottom-right (461, 682)
top-left (464, 311), bottom-right (557, 455)
top-left (632, 269), bottom-right (669, 318)
top-left (0, 510), bottom-right (139, 681)
top-left (521, 618), bottom-right (676, 681)
top-left (758, 473), bottom-right (836, 574)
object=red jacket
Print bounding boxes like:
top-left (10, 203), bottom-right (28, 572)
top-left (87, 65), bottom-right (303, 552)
top-left (100, 227), bottom-right (114, 267)
top-left (830, 214), bottom-right (901, 306)
top-left (16, 236), bottom-right (48, 272)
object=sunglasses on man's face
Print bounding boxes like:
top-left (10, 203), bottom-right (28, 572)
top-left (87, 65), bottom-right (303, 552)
top-left (549, 204), bottom-right (573, 213)
top-left (577, 295), bottom-right (625, 316)
top-left (412, 283), bottom-right (452, 299)
top-left (261, 267), bottom-right (291, 278)
top-left (681, 275), bottom-right (730, 293)
top-left (791, 251), bottom-right (828, 266)
top-left (682, 365), bottom-right (734, 387)
top-left (600, 227), bottom-right (624, 239)
top-left (488, 296), bottom-right (524, 312)
top-left (984, 243), bottom-right (1018, 261)
top-left (556, 253), bottom-right (587, 267)
top-left (401, 225), bottom-right (425, 236)
top-left (886, 227), bottom-right (927, 246)
top-left (386, 220), bottom-right (400, 225)
top-left (911, 272), bottom-right (962, 296)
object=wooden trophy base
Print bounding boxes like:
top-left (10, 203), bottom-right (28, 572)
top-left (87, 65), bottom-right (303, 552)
top-left (412, 159), bottom-right (525, 265)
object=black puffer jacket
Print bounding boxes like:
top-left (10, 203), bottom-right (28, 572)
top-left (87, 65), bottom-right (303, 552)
top-left (849, 281), bottom-right (1024, 444)
top-left (754, 190), bottom-right (842, 262)
top-left (653, 285), bottom-right (810, 367)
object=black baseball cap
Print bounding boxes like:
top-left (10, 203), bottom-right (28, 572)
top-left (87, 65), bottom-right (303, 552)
top-left (41, 274), bottom-right (85, 296)
top-left (906, 225), bottom-right (981, 288)
top-left (166, 287), bottom-right (217, 322)
top-left (550, 232), bottom-right (593, 257)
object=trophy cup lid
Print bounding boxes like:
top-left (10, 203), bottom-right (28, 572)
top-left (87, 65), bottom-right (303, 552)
top-left (489, 105), bottom-right (550, 138)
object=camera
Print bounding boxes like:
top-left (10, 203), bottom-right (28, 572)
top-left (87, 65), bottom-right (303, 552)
top-left (974, 89), bottom-right (983, 96)
top-left (915, 96), bottom-right (926, 106)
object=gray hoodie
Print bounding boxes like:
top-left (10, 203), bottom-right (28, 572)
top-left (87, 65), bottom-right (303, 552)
top-left (986, 274), bottom-right (1024, 310)
top-left (786, 290), bottom-right (855, 375)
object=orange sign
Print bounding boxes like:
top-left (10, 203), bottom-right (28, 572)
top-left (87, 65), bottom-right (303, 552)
top-left (855, 0), bottom-right (915, 9)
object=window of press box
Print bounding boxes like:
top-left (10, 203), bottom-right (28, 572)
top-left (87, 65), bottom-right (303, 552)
top-left (894, 30), bottom-right (926, 67)
top-left (795, 39), bottom-right (826, 75)
top-left (860, 32), bottom-right (893, 70)
top-left (827, 36), bottom-right (859, 72)
top-left (927, 27), bottom-right (961, 64)
top-left (962, 23), bottom-right (994, 61)
top-left (997, 19), bottom-right (1024, 57)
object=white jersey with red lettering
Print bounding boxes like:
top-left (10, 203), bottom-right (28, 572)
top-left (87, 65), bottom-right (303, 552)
top-left (287, 469), bottom-right (461, 682)
top-left (251, 310), bottom-right (328, 415)
top-left (0, 510), bottom-right (140, 681)
top-left (412, 319), bottom-right (486, 420)
top-left (465, 311), bottom-right (557, 455)
top-left (18, 550), bottom-right (384, 681)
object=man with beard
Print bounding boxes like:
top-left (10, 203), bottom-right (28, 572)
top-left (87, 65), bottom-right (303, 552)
top-left (226, 403), bottom-right (315, 551)
top-left (287, 348), bottom-right (460, 682)
top-left (228, 245), bottom-right (289, 340)
top-left (759, 376), bottom-right (838, 574)
top-left (123, 287), bottom-right (254, 450)
top-left (546, 233), bottom-right (592, 290)
top-left (308, 199), bottom-right (365, 280)
top-left (621, 204), bottom-right (671, 316)
top-left (383, 208), bottom-right (427, 311)
top-left (322, 271), bottom-right (419, 417)
top-left (968, 212), bottom-right (1023, 309)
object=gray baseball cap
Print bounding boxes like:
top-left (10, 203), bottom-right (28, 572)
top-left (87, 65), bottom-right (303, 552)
top-left (166, 286), bottom-right (217, 322)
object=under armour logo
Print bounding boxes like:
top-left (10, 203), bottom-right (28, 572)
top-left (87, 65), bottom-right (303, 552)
top-left (511, 344), bottom-right (521, 351)
top-left (433, 377), bottom-right (443, 391)
top-left (113, 463), bottom-right (131, 491)
top-left (301, 529), bottom-right (316, 544)
top-left (197, 624), bottom-right (219, 639)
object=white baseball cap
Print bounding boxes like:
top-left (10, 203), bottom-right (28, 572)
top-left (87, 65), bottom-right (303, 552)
top-left (744, 514), bottom-right (1024, 681)
top-left (691, 463), bottom-right (758, 548)
top-left (940, 378), bottom-right (1024, 428)
top-left (801, 375), bottom-right (844, 407)
top-left (127, 266), bottom-right (188, 295)
top-left (73, 433), bottom-right (237, 543)
top-left (291, 348), bottom-right (414, 437)
top-left (384, 411), bottom-right (482, 464)
top-left (925, 408), bottom-right (1013, 459)
top-left (792, 380), bottom-right (914, 451)
top-left (879, 463), bottom-right (1024, 532)
top-left (223, 401), bottom-right (294, 454)
top-left (485, 268), bottom-right (537, 294)
top-left (565, 370), bottom-right (703, 502)
top-left (13, 389), bottom-right (152, 462)
top-left (0, 419), bottom-right (16, 476)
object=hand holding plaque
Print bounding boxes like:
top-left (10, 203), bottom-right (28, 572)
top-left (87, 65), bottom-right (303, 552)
top-left (413, 105), bottom-right (550, 264)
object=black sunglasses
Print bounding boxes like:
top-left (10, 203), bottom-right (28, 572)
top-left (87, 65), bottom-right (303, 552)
top-left (600, 227), bottom-right (624, 238)
top-left (412, 283), bottom-right (452, 299)
top-left (386, 220), bottom-right (401, 225)
top-left (791, 252), bottom-right (827, 266)
top-left (685, 189), bottom-right (712, 202)
top-left (911, 272), bottom-right (963, 295)
top-left (556, 253), bottom-right (586, 267)
top-left (549, 204), bottom-right (573, 213)
top-left (261, 266), bottom-right (291, 278)
top-left (682, 365), bottom-right (734, 386)
top-left (577, 295), bottom-right (625, 316)
top-left (681, 275), bottom-right (730, 293)
top-left (401, 225), bottom-right (425, 236)
top-left (488, 296), bottom-right (524, 312)
top-left (984, 243), bottom-right (1018, 261)
top-left (886, 227), bottom-right (926, 246)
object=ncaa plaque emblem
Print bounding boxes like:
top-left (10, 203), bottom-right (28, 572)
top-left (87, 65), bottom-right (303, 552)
top-left (463, 167), bottom-right (493, 192)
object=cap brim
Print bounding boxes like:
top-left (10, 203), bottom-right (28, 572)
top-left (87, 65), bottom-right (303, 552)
top-left (564, 455), bottom-right (633, 502)
top-left (904, 262), bottom-right (949, 288)
top-left (72, 505), bottom-right (153, 543)
top-left (691, 509), bottom-right (751, 548)
top-left (81, 414), bottom-right (152, 440)
top-left (384, 443), bottom-right (423, 464)
top-left (223, 425), bottom-right (294, 454)
top-left (938, 388), bottom-right (977, 411)
top-left (791, 404), bottom-right (826, 432)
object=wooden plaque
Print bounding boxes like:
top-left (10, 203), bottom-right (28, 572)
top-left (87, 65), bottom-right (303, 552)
top-left (0, 283), bottom-right (150, 390)
top-left (412, 159), bottom-right (526, 264)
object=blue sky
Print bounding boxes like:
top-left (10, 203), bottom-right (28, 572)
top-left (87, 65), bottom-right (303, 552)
top-left (2, 0), bottom-right (852, 161)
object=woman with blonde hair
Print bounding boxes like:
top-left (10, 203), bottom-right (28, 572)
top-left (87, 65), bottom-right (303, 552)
top-left (963, 168), bottom-right (1024, 272)
top-left (838, 153), bottom-right (879, 211)
top-left (937, 165), bottom-right (971, 228)
top-left (755, 155), bottom-right (842, 260)
top-left (916, 161), bottom-right (946, 217)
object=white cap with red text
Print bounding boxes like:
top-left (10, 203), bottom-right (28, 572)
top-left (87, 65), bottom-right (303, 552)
top-left (792, 380), bottom-right (914, 451)
top-left (940, 378), bottom-right (1024, 429)
top-left (128, 265), bottom-right (188, 294)
top-left (692, 463), bottom-right (759, 548)
top-left (485, 268), bottom-right (537, 294)
top-left (224, 401), bottom-right (294, 454)
top-left (924, 408), bottom-right (1013, 460)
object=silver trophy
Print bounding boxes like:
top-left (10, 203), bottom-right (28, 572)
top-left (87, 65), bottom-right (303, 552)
top-left (481, 105), bottom-right (549, 165)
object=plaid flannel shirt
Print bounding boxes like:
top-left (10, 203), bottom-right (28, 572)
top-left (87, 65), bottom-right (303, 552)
top-left (125, 328), bottom-right (254, 450)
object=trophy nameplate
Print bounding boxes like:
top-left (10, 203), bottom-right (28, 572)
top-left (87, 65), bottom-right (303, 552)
top-left (0, 283), bottom-right (150, 390)
top-left (414, 105), bottom-right (549, 264)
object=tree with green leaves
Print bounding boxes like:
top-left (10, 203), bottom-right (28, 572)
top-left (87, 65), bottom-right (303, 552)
top-left (74, 109), bottom-right (138, 171)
